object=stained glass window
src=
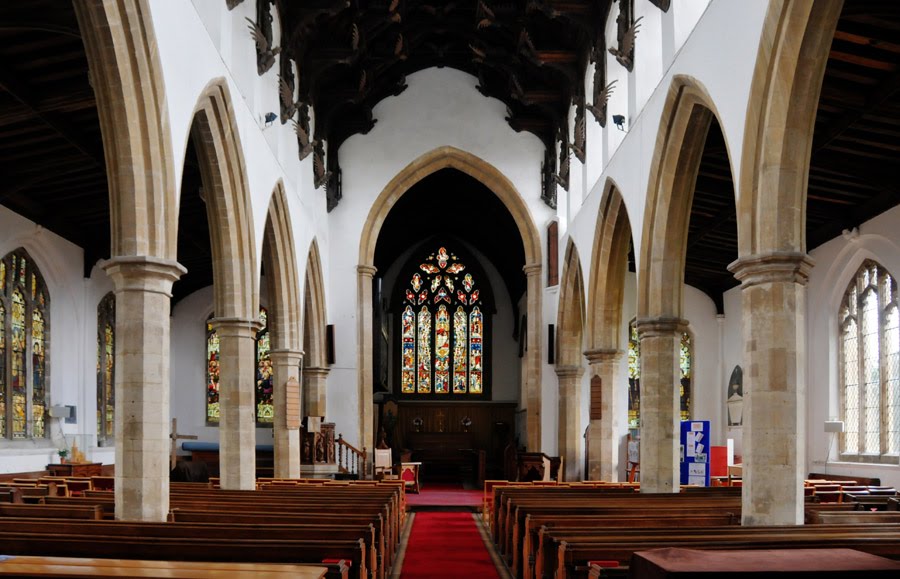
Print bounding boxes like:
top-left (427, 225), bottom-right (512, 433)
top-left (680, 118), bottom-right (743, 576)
top-left (680, 332), bottom-right (692, 422)
top-left (399, 246), bottom-right (489, 397)
top-left (626, 321), bottom-right (691, 426)
top-left (256, 307), bottom-right (274, 424)
top-left (0, 249), bottom-right (49, 440)
top-left (840, 260), bottom-right (900, 459)
top-left (97, 293), bottom-right (116, 445)
top-left (206, 317), bottom-right (220, 425)
top-left (627, 320), bottom-right (640, 428)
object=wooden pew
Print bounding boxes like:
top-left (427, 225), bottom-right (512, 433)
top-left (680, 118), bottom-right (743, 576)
top-left (540, 524), bottom-right (900, 579)
top-left (0, 503), bottom-right (103, 520)
top-left (0, 487), bottom-right (23, 504)
top-left (0, 555), bottom-right (331, 578)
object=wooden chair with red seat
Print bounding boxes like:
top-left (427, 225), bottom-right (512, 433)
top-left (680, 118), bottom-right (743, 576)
top-left (398, 462), bottom-right (420, 494)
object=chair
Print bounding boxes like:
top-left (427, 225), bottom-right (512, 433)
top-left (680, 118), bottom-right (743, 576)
top-left (398, 462), bottom-right (421, 493)
top-left (374, 448), bottom-right (396, 481)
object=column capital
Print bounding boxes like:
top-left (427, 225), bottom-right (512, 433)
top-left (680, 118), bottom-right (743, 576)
top-left (523, 262), bottom-right (542, 277)
top-left (634, 317), bottom-right (688, 336)
top-left (728, 252), bottom-right (815, 288)
top-left (209, 316), bottom-right (264, 337)
top-left (357, 264), bottom-right (378, 277)
top-left (583, 348), bottom-right (623, 364)
top-left (270, 349), bottom-right (304, 363)
top-left (555, 364), bottom-right (585, 379)
top-left (102, 255), bottom-right (187, 295)
top-left (303, 365), bottom-right (331, 378)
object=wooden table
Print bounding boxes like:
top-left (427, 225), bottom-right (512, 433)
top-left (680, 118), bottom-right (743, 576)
top-left (0, 555), bottom-right (328, 578)
top-left (46, 463), bottom-right (103, 477)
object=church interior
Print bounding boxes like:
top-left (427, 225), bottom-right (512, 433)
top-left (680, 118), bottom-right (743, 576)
top-left (2, 0), bottom-right (900, 576)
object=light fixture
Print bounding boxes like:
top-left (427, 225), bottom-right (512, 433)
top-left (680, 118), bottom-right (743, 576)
top-left (612, 114), bottom-right (626, 131)
top-left (263, 112), bottom-right (277, 127)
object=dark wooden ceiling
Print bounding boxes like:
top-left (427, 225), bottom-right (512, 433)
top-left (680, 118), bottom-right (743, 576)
top-left (686, 0), bottom-right (900, 313)
top-left (0, 1), bottom-right (108, 276)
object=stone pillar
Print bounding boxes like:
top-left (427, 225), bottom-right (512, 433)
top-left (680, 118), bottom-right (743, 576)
top-left (729, 252), bottom-right (814, 526)
top-left (357, 265), bottom-right (377, 458)
top-left (270, 348), bottom-right (303, 479)
top-left (210, 317), bottom-right (262, 490)
top-left (102, 256), bottom-right (186, 522)
top-left (303, 366), bottom-right (330, 418)
top-left (584, 349), bottom-right (623, 482)
top-left (555, 365), bottom-right (584, 481)
top-left (523, 263), bottom-right (543, 450)
top-left (635, 317), bottom-right (686, 493)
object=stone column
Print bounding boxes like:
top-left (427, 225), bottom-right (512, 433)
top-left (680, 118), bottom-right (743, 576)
top-left (523, 263), bottom-right (543, 450)
top-left (357, 265), bottom-right (377, 458)
top-left (729, 252), bottom-right (814, 526)
top-left (303, 366), bottom-right (330, 418)
top-left (635, 318), bottom-right (686, 493)
top-left (584, 349), bottom-right (623, 482)
top-left (555, 365), bottom-right (584, 481)
top-left (103, 256), bottom-right (186, 522)
top-left (270, 348), bottom-right (303, 479)
top-left (210, 317), bottom-right (262, 490)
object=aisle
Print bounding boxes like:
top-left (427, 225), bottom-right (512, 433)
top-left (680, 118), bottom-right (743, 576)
top-left (399, 512), bottom-right (502, 578)
top-left (405, 483), bottom-right (482, 508)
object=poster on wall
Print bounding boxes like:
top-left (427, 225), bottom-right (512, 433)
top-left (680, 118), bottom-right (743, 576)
top-left (680, 420), bottom-right (710, 486)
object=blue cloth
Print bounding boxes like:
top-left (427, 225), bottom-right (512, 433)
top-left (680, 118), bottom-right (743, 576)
top-left (182, 441), bottom-right (274, 452)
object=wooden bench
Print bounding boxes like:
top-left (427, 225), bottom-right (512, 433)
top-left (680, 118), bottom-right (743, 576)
top-left (0, 555), bottom-right (331, 578)
top-left (0, 503), bottom-right (103, 520)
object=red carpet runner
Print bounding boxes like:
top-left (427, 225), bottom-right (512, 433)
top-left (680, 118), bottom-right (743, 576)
top-left (401, 512), bottom-right (500, 578)
top-left (404, 483), bottom-right (482, 507)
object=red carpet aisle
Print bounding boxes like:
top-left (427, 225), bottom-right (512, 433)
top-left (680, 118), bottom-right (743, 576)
top-left (400, 512), bottom-right (501, 578)
top-left (404, 483), bottom-right (482, 508)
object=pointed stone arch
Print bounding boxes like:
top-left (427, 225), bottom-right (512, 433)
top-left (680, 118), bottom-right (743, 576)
top-left (75, 0), bottom-right (185, 522)
top-left (262, 182), bottom-right (303, 478)
top-left (303, 238), bottom-right (329, 418)
top-left (584, 179), bottom-right (633, 481)
top-left (727, 0), bottom-right (842, 526)
top-left (359, 146), bottom-right (543, 453)
top-left (555, 239), bottom-right (585, 480)
top-left (190, 80), bottom-right (259, 322)
top-left (637, 75), bottom-right (728, 493)
top-left (188, 80), bottom-right (259, 490)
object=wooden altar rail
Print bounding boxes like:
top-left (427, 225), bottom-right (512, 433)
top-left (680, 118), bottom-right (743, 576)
top-left (336, 434), bottom-right (368, 479)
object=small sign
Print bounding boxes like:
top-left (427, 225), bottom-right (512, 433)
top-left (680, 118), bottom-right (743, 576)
top-left (286, 376), bottom-right (301, 429)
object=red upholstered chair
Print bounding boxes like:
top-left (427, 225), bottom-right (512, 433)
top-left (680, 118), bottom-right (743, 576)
top-left (399, 462), bottom-right (420, 493)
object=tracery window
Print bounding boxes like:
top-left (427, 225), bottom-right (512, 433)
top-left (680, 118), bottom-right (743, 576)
top-left (205, 307), bottom-right (274, 425)
top-left (399, 246), bottom-right (489, 397)
top-left (626, 319), bottom-right (692, 427)
top-left (0, 249), bottom-right (49, 440)
top-left (97, 292), bottom-right (115, 445)
top-left (839, 260), bottom-right (900, 460)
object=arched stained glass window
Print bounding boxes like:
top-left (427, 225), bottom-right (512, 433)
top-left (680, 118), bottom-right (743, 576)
top-left (680, 332), bottom-right (693, 422)
top-left (0, 249), bottom-right (49, 440)
top-left (206, 317), bottom-right (220, 425)
top-left (398, 246), bottom-right (490, 397)
top-left (627, 319), bottom-right (640, 428)
top-left (626, 320), bottom-right (692, 427)
top-left (839, 260), bottom-right (900, 459)
top-left (256, 307), bottom-right (274, 424)
top-left (205, 307), bottom-right (274, 425)
top-left (97, 293), bottom-right (116, 445)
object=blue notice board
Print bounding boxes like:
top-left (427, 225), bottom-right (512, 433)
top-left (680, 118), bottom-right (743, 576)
top-left (680, 420), bottom-right (710, 486)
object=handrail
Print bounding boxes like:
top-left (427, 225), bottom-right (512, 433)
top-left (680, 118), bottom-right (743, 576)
top-left (335, 434), bottom-right (368, 479)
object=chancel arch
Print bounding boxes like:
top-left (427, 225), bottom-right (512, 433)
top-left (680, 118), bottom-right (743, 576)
top-left (585, 180), bottom-right (633, 482)
top-left (555, 239), bottom-right (586, 481)
top-left (358, 147), bottom-right (543, 454)
top-left (303, 239), bottom-right (329, 419)
top-left (261, 182), bottom-right (303, 478)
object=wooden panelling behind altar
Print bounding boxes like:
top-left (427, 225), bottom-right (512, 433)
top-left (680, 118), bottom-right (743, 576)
top-left (385, 402), bottom-right (516, 481)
